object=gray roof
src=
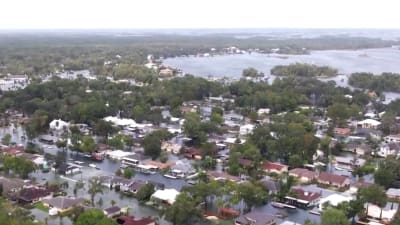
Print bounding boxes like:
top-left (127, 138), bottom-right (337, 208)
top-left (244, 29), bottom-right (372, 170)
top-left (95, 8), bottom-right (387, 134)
top-left (42, 197), bottom-right (84, 209)
top-left (235, 212), bottom-right (275, 225)
top-left (104, 206), bottom-right (121, 214)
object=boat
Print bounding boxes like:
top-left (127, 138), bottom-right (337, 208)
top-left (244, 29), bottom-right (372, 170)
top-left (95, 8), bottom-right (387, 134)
top-left (271, 201), bottom-right (297, 210)
top-left (89, 164), bottom-right (97, 168)
top-left (163, 174), bottom-right (178, 179)
top-left (309, 210), bottom-right (321, 216)
top-left (271, 201), bottom-right (285, 209)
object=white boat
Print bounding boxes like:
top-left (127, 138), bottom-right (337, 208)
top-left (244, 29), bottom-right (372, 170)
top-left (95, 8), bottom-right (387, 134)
top-left (163, 174), bottom-right (178, 179)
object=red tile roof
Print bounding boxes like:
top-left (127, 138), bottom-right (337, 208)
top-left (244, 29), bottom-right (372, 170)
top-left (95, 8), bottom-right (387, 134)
top-left (239, 158), bottom-right (253, 167)
top-left (116, 216), bottom-right (155, 225)
top-left (318, 172), bottom-right (349, 185)
top-left (263, 161), bottom-right (287, 171)
top-left (291, 188), bottom-right (321, 202)
top-left (289, 168), bottom-right (317, 180)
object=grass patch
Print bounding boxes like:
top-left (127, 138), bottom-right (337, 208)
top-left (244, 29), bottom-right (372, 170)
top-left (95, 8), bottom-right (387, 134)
top-left (34, 202), bottom-right (49, 212)
top-left (212, 219), bottom-right (234, 225)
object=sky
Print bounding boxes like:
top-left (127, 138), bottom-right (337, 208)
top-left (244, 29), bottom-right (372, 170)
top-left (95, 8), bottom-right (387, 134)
top-left (0, 0), bottom-right (399, 29)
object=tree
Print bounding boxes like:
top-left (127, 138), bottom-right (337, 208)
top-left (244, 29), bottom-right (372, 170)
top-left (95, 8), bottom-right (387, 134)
top-left (123, 168), bottom-right (135, 179)
top-left (143, 129), bottom-right (172, 159)
top-left (88, 177), bottom-right (104, 206)
top-left (143, 133), bottom-right (162, 159)
top-left (242, 67), bottom-right (262, 78)
top-left (236, 182), bottom-right (268, 213)
top-left (165, 192), bottom-right (202, 225)
top-left (338, 199), bottom-right (364, 225)
top-left (136, 183), bottom-right (155, 202)
top-left (108, 134), bottom-right (124, 150)
top-left (80, 135), bottom-right (96, 153)
top-left (56, 139), bottom-right (67, 151)
top-left (94, 120), bottom-right (115, 137)
top-left (1, 133), bottom-right (11, 145)
top-left (321, 208), bottom-right (350, 225)
top-left (3, 156), bottom-right (36, 179)
top-left (183, 112), bottom-right (205, 144)
top-left (210, 112), bottom-right (224, 125)
top-left (358, 184), bottom-right (387, 217)
top-left (75, 209), bottom-right (117, 225)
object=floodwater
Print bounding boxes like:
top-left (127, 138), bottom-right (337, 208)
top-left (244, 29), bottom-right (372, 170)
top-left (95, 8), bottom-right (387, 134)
top-left (164, 47), bottom-right (400, 77)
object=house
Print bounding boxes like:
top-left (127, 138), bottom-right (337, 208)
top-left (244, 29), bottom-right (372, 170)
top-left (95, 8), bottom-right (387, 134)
top-left (235, 211), bottom-right (276, 225)
top-left (158, 68), bottom-right (174, 77)
top-left (318, 194), bottom-right (353, 211)
top-left (151, 189), bottom-right (180, 205)
top-left (378, 142), bottom-right (400, 158)
top-left (334, 127), bottom-right (351, 137)
top-left (207, 171), bottom-right (240, 183)
top-left (116, 216), bottom-right (156, 225)
top-left (284, 188), bottom-right (321, 208)
top-left (171, 159), bottom-right (196, 177)
top-left (357, 119), bottom-right (381, 129)
top-left (104, 206), bottom-right (122, 218)
top-left (107, 150), bottom-right (135, 160)
top-left (56, 163), bottom-right (82, 175)
top-left (126, 180), bottom-right (146, 194)
top-left (334, 156), bottom-right (366, 171)
top-left (317, 172), bottom-right (350, 189)
top-left (386, 188), bottom-right (400, 200)
top-left (366, 203), bottom-right (397, 223)
top-left (345, 143), bottom-right (371, 156)
top-left (39, 135), bottom-right (56, 144)
top-left (0, 176), bottom-right (25, 196)
top-left (18, 187), bottom-right (52, 204)
top-left (279, 221), bottom-right (301, 225)
top-left (257, 108), bottom-right (270, 116)
top-left (261, 177), bottom-right (280, 194)
top-left (349, 181), bottom-right (373, 194)
top-left (161, 141), bottom-right (182, 154)
top-left (239, 158), bottom-right (253, 168)
top-left (49, 119), bottom-right (69, 131)
top-left (42, 197), bottom-right (84, 214)
top-left (288, 168), bottom-right (317, 183)
top-left (239, 124), bottom-right (255, 136)
top-left (184, 148), bottom-right (202, 160)
top-left (384, 134), bottom-right (400, 143)
top-left (263, 161), bottom-right (288, 175)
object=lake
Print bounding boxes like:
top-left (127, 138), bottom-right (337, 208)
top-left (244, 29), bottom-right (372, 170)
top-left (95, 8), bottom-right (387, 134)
top-left (163, 47), bottom-right (400, 77)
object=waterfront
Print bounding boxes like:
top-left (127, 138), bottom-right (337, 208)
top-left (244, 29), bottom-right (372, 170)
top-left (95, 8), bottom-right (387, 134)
top-left (164, 47), bottom-right (400, 77)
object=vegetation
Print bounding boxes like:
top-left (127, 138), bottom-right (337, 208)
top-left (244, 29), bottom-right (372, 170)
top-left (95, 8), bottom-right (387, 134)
top-left (75, 209), bottom-right (117, 225)
top-left (349, 72), bottom-right (400, 93)
top-left (271, 63), bottom-right (338, 77)
top-left (242, 67), bottom-right (263, 78)
top-left (0, 34), bottom-right (395, 77)
top-left (136, 183), bottom-right (155, 202)
top-left (2, 156), bottom-right (36, 178)
top-left (321, 208), bottom-right (350, 225)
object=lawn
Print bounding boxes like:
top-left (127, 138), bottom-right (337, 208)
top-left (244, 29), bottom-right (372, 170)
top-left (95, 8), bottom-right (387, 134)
top-left (33, 202), bottom-right (49, 212)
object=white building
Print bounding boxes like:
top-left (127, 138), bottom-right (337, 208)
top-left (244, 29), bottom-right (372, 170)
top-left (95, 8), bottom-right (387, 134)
top-left (357, 119), bottom-right (381, 129)
top-left (151, 189), bottom-right (180, 205)
top-left (239, 124), bottom-right (255, 136)
top-left (384, 134), bottom-right (400, 143)
top-left (318, 194), bottom-right (353, 211)
top-left (49, 119), bottom-right (70, 131)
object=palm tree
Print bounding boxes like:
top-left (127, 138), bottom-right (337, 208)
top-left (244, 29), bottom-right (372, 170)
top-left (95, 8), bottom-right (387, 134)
top-left (88, 177), bottom-right (103, 206)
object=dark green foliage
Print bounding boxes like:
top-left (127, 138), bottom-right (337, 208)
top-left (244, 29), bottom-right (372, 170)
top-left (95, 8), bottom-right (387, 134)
top-left (271, 63), bottom-right (338, 77)
top-left (349, 72), bottom-right (400, 92)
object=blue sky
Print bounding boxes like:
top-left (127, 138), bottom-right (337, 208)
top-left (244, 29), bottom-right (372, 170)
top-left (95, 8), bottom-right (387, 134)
top-left (1, 0), bottom-right (399, 29)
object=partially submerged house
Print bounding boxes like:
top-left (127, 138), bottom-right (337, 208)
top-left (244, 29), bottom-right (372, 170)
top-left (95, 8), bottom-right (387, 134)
top-left (235, 211), bottom-right (276, 225)
top-left (42, 196), bottom-right (84, 215)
